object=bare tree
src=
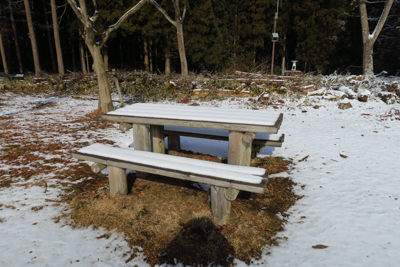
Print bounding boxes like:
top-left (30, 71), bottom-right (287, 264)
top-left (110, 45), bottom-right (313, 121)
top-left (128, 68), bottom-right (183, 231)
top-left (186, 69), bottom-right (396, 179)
top-left (42, 0), bottom-right (57, 73)
top-left (51, 0), bottom-right (65, 76)
top-left (359, 0), bottom-right (394, 76)
top-left (0, 3), bottom-right (8, 75)
top-left (149, 0), bottom-right (188, 77)
top-left (67, 0), bottom-right (147, 113)
top-left (8, 0), bottom-right (23, 73)
top-left (23, 0), bottom-right (41, 76)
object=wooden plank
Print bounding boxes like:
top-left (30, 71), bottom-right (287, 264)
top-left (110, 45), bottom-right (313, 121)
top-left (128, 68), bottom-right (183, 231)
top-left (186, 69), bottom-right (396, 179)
top-left (119, 123), bottom-right (132, 133)
top-left (164, 128), bottom-right (284, 147)
top-left (168, 134), bottom-right (181, 152)
top-left (150, 125), bottom-right (165, 154)
top-left (228, 131), bottom-right (252, 167)
top-left (211, 185), bottom-right (231, 225)
top-left (102, 114), bottom-right (281, 134)
top-left (108, 166), bottom-right (128, 197)
top-left (72, 152), bottom-right (267, 193)
top-left (107, 104), bottom-right (281, 123)
top-left (91, 163), bottom-right (106, 173)
top-left (132, 123), bottom-right (150, 178)
top-left (132, 124), bottom-right (150, 151)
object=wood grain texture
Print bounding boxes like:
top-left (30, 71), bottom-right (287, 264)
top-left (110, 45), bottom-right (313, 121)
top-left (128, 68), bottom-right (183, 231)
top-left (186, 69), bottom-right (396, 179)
top-left (108, 166), bottom-right (128, 197)
top-left (72, 152), bottom-right (267, 193)
top-left (91, 163), bottom-right (106, 173)
top-left (211, 185), bottom-right (231, 225)
top-left (150, 125), bottom-right (165, 154)
top-left (167, 134), bottom-right (181, 152)
top-left (132, 124), bottom-right (150, 151)
top-left (164, 129), bottom-right (284, 147)
top-left (102, 114), bottom-right (281, 134)
top-left (132, 123), bottom-right (150, 178)
top-left (228, 131), bottom-right (252, 167)
top-left (119, 123), bottom-right (132, 133)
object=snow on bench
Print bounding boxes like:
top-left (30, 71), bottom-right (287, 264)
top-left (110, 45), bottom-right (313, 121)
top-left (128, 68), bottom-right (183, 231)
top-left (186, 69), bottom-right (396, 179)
top-left (72, 143), bottom-right (269, 225)
top-left (119, 124), bottom-right (285, 158)
top-left (163, 126), bottom-right (285, 157)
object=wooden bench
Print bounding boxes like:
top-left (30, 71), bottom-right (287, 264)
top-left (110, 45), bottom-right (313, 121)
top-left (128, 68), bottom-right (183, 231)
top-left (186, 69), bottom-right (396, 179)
top-left (119, 123), bottom-right (285, 158)
top-left (72, 143), bottom-right (268, 225)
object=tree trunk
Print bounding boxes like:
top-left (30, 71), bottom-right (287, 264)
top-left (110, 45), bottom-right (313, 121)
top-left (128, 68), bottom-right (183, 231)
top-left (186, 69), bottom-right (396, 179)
top-left (149, 39), bottom-right (153, 72)
top-left (71, 42), bottom-right (77, 72)
top-left (103, 46), bottom-right (109, 70)
top-left (359, 0), bottom-right (394, 76)
top-left (42, 0), bottom-right (57, 73)
top-left (24, 0), bottom-right (41, 76)
top-left (86, 41), bottom-right (113, 113)
top-left (144, 39), bottom-right (149, 71)
top-left (79, 29), bottom-right (87, 74)
top-left (51, 0), bottom-right (65, 76)
top-left (165, 51), bottom-right (171, 75)
top-left (67, 0), bottom-right (147, 113)
top-left (0, 4), bottom-right (8, 75)
top-left (281, 35), bottom-right (286, 76)
top-left (0, 32), bottom-right (9, 75)
top-left (176, 21), bottom-right (188, 77)
top-left (8, 0), bottom-right (23, 73)
top-left (362, 40), bottom-right (374, 77)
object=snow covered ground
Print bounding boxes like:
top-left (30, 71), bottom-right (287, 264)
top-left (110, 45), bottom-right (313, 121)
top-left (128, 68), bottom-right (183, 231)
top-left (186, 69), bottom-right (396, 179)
top-left (1, 84), bottom-right (400, 266)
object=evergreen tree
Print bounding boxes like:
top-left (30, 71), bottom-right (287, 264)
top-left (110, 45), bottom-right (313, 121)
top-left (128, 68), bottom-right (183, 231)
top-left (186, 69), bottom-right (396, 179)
top-left (292, 0), bottom-right (350, 73)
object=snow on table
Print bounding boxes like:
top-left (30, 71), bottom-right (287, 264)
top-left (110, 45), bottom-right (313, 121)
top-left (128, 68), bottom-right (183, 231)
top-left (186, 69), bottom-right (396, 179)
top-left (106, 103), bottom-right (282, 127)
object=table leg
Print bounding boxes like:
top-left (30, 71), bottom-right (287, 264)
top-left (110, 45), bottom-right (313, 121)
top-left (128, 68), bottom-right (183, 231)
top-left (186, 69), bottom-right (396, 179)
top-left (168, 134), bottom-right (180, 153)
top-left (132, 124), bottom-right (150, 151)
top-left (150, 125), bottom-right (165, 154)
top-left (132, 124), bottom-right (150, 178)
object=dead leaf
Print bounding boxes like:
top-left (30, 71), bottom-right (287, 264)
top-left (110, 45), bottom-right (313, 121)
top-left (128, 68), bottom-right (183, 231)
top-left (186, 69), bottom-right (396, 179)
top-left (312, 244), bottom-right (328, 249)
top-left (299, 155), bottom-right (309, 162)
top-left (339, 154), bottom-right (348, 159)
top-left (180, 97), bottom-right (189, 104)
top-left (32, 222), bottom-right (38, 225)
top-left (188, 103), bottom-right (200, 106)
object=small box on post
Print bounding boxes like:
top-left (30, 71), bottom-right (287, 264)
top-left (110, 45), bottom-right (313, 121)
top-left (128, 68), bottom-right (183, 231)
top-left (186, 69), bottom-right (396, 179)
top-left (272, 32), bottom-right (279, 42)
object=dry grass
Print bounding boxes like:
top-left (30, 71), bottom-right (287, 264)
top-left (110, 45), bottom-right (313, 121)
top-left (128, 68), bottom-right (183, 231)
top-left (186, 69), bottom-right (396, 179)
top-left (61, 151), bottom-right (300, 266)
top-left (1, 84), bottom-right (302, 266)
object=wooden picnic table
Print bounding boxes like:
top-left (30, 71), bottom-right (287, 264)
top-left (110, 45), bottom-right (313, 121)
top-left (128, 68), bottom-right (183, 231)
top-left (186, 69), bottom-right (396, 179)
top-left (101, 103), bottom-right (283, 224)
top-left (102, 103), bottom-right (283, 167)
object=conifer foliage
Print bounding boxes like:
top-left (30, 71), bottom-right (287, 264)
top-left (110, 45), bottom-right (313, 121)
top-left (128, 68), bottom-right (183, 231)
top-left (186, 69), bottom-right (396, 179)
top-left (0, 0), bottom-right (397, 75)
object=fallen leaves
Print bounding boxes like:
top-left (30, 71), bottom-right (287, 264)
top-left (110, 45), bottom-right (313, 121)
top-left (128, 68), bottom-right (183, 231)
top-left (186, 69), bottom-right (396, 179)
top-left (312, 244), bottom-right (328, 249)
top-left (299, 155), bottom-right (309, 162)
top-left (339, 154), bottom-right (348, 159)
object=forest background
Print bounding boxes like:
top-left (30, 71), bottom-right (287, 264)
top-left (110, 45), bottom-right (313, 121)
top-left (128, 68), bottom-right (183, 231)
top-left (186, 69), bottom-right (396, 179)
top-left (0, 0), bottom-right (400, 77)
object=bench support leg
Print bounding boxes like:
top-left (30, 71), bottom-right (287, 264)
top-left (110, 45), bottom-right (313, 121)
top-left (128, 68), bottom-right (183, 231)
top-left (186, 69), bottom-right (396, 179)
top-left (211, 185), bottom-right (231, 225)
top-left (108, 166), bottom-right (128, 197)
top-left (251, 145), bottom-right (265, 159)
top-left (132, 124), bottom-right (150, 178)
top-left (168, 134), bottom-right (180, 153)
top-left (150, 125), bottom-right (165, 154)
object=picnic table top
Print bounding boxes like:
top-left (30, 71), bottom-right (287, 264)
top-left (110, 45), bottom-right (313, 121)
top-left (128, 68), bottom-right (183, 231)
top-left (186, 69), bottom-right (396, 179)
top-left (102, 103), bottom-right (283, 133)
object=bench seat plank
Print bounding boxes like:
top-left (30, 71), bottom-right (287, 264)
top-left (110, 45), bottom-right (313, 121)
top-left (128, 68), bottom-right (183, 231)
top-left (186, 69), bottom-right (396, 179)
top-left (72, 144), bottom-right (268, 194)
top-left (164, 126), bottom-right (284, 147)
